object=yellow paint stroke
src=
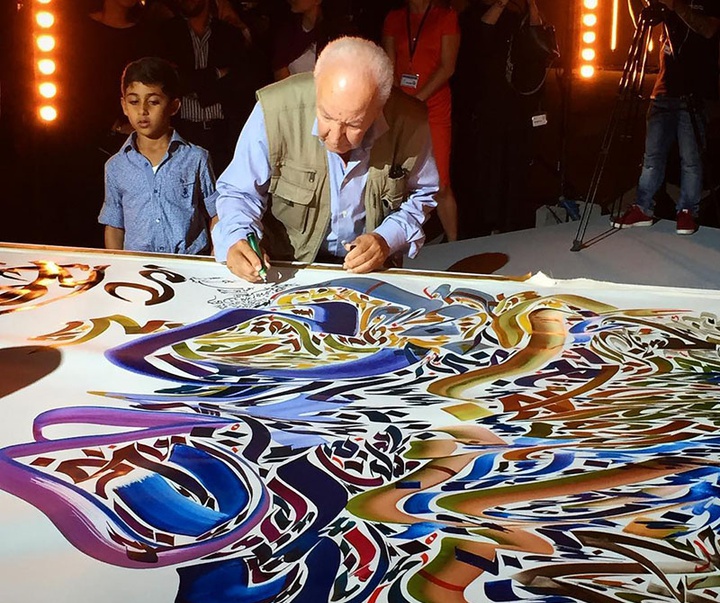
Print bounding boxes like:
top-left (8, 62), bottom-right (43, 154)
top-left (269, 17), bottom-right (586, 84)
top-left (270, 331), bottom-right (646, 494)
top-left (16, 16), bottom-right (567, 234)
top-left (32, 315), bottom-right (182, 346)
top-left (428, 299), bottom-right (685, 404)
top-left (429, 308), bottom-right (568, 400)
top-left (435, 425), bottom-right (507, 446)
top-left (438, 457), bottom-right (710, 517)
top-left (349, 427), bottom-right (507, 524)
top-left (493, 294), bottom-right (616, 349)
top-left (347, 451), bottom-right (481, 525)
top-left (442, 403), bottom-right (492, 421)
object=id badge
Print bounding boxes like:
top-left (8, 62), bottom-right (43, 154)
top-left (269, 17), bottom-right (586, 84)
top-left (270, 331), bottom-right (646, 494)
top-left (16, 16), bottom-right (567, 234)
top-left (400, 73), bottom-right (420, 89)
top-left (531, 113), bottom-right (548, 127)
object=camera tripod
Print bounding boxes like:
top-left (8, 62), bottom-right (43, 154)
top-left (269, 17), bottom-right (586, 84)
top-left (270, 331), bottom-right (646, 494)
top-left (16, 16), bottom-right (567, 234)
top-left (570, 0), bottom-right (717, 251)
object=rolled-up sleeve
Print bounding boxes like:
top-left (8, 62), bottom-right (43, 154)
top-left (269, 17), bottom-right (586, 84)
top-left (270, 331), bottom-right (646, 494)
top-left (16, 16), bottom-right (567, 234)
top-left (211, 102), bottom-right (272, 262)
top-left (98, 159), bottom-right (124, 229)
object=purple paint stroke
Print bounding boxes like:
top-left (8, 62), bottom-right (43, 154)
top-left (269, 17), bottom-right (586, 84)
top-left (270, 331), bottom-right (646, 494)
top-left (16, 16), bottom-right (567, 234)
top-left (31, 406), bottom-right (230, 443)
top-left (0, 407), bottom-right (271, 568)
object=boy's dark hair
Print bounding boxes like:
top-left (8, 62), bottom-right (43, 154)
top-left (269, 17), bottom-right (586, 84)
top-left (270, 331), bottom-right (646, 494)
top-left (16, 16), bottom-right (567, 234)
top-left (121, 57), bottom-right (181, 100)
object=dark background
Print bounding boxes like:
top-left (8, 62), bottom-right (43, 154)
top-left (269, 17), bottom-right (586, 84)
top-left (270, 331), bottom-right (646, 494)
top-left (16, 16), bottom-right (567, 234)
top-left (0, 0), bottom-right (715, 248)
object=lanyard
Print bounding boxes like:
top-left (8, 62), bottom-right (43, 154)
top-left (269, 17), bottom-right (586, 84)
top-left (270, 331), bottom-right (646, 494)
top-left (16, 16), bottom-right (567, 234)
top-left (406, 3), bottom-right (433, 64)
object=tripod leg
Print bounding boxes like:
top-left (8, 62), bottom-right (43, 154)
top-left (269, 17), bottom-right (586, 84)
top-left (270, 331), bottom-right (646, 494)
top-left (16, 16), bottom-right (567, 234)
top-left (571, 16), bottom-right (654, 251)
top-left (606, 21), bottom-right (655, 225)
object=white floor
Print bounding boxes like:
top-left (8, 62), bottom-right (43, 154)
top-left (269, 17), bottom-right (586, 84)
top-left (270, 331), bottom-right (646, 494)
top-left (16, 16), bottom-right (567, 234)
top-left (407, 212), bottom-right (720, 291)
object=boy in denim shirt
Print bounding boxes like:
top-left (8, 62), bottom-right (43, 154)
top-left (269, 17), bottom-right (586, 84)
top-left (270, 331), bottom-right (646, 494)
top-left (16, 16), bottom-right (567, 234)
top-left (99, 57), bottom-right (217, 254)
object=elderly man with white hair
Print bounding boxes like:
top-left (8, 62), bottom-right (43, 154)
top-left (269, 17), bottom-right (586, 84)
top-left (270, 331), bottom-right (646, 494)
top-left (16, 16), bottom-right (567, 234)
top-left (212, 36), bottom-right (439, 282)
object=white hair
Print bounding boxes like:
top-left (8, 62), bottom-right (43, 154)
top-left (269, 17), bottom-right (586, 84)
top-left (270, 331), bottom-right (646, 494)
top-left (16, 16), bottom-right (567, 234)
top-left (314, 36), bottom-right (394, 105)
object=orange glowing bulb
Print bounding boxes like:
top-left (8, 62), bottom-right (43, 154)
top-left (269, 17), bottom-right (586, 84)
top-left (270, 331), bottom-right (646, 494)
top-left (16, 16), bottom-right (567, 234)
top-left (583, 14), bottom-right (598, 27)
top-left (581, 48), bottom-right (596, 61)
top-left (39, 82), bottom-right (57, 98)
top-left (38, 59), bottom-right (56, 75)
top-left (580, 65), bottom-right (596, 79)
top-left (583, 31), bottom-right (597, 44)
top-left (39, 105), bottom-right (58, 121)
top-left (36, 11), bottom-right (55, 28)
top-left (36, 35), bottom-right (55, 52)
top-left (584, 0), bottom-right (599, 8)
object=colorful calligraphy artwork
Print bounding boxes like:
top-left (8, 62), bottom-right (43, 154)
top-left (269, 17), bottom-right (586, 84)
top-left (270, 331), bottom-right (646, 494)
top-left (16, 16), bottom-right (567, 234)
top-left (2, 244), bottom-right (720, 603)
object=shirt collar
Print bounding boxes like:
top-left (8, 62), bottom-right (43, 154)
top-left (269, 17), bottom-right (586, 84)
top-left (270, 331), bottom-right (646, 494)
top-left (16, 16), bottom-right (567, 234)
top-left (186, 15), bottom-right (213, 38)
top-left (122, 129), bottom-right (189, 156)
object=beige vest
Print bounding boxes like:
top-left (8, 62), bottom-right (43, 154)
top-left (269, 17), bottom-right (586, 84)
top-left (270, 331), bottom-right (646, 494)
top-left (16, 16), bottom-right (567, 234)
top-left (256, 72), bottom-right (430, 262)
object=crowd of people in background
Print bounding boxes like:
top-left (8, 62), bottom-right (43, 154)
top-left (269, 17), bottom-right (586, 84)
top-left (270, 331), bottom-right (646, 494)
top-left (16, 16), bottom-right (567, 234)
top-left (17, 0), bottom-right (550, 253)
top-left (2, 0), bottom-right (718, 262)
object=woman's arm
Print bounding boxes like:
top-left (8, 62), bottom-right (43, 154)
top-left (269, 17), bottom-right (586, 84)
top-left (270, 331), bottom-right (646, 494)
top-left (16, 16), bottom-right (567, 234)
top-left (415, 32), bottom-right (461, 102)
top-left (528, 0), bottom-right (542, 25)
top-left (481, 0), bottom-right (509, 25)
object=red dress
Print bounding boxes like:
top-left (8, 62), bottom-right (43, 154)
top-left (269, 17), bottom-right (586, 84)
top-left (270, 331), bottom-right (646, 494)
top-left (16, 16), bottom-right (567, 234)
top-left (383, 5), bottom-right (459, 186)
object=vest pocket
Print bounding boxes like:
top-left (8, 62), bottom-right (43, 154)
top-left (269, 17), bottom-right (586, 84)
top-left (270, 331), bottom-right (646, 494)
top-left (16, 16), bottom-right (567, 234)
top-left (382, 173), bottom-right (407, 214)
top-left (269, 164), bottom-right (317, 233)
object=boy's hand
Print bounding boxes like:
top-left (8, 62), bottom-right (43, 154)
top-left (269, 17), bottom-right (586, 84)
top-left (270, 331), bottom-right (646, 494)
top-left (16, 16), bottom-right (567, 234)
top-left (342, 233), bottom-right (390, 274)
top-left (226, 239), bottom-right (271, 283)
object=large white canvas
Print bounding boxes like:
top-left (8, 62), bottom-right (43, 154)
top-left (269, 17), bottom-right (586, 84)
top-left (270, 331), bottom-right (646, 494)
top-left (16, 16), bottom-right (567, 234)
top-left (2, 244), bottom-right (720, 603)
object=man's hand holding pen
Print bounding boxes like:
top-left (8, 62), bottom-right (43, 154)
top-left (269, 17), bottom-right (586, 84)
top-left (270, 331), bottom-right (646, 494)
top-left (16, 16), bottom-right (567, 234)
top-left (225, 231), bottom-right (391, 281)
top-left (226, 234), bottom-right (271, 283)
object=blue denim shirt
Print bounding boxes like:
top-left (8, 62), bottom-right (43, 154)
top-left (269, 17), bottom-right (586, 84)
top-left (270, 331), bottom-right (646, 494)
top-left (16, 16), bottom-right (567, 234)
top-left (99, 130), bottom-right (217, 254)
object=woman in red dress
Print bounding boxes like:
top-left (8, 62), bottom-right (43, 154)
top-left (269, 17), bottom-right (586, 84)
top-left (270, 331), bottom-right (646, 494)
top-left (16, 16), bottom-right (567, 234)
top-left (383, 0), bottom-right (460, 241)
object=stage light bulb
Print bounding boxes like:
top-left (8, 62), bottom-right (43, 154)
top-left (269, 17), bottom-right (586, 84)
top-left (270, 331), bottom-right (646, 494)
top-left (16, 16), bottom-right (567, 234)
top-left (36, 35), bottom-right (55, 52)
top-left (583, 0), bottom-right (599, 8)
top-left (580, 65), bottom-right (596, 79)
top-left (582, 14), bottom-right (598, 27)
top-left (37, 0), bottom-right (52, 4)
top-left (583, 31), bottom-right (597, 44)
top-left (39, 105), bottom-right (58, 122)
top-left (39, 82), bottom-right (57, 98)
top-left (36, 11), bottom-right (55, 28)
top-left (581, 48), bottom-right (596, 61)
top-left (38, 58), bottom-right (56, 75)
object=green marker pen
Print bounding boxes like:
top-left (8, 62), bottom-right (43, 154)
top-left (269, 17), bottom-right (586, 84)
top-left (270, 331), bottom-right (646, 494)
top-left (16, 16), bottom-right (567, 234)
top-left (246, 231), bottom-right (268, 282)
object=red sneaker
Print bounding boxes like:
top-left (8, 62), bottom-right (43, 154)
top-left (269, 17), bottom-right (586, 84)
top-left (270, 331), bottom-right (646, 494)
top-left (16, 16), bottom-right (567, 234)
top-left (611, 205), bottom-right (654, 229)
top-left (676, 209), bottom-right (697, 235)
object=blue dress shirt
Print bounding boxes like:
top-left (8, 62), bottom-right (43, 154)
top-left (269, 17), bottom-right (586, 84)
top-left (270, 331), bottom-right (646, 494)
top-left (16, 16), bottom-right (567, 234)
top-left (212, 102), bottom-right (439, 263)
top-left (99, 130), bottom-right (217, 254)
